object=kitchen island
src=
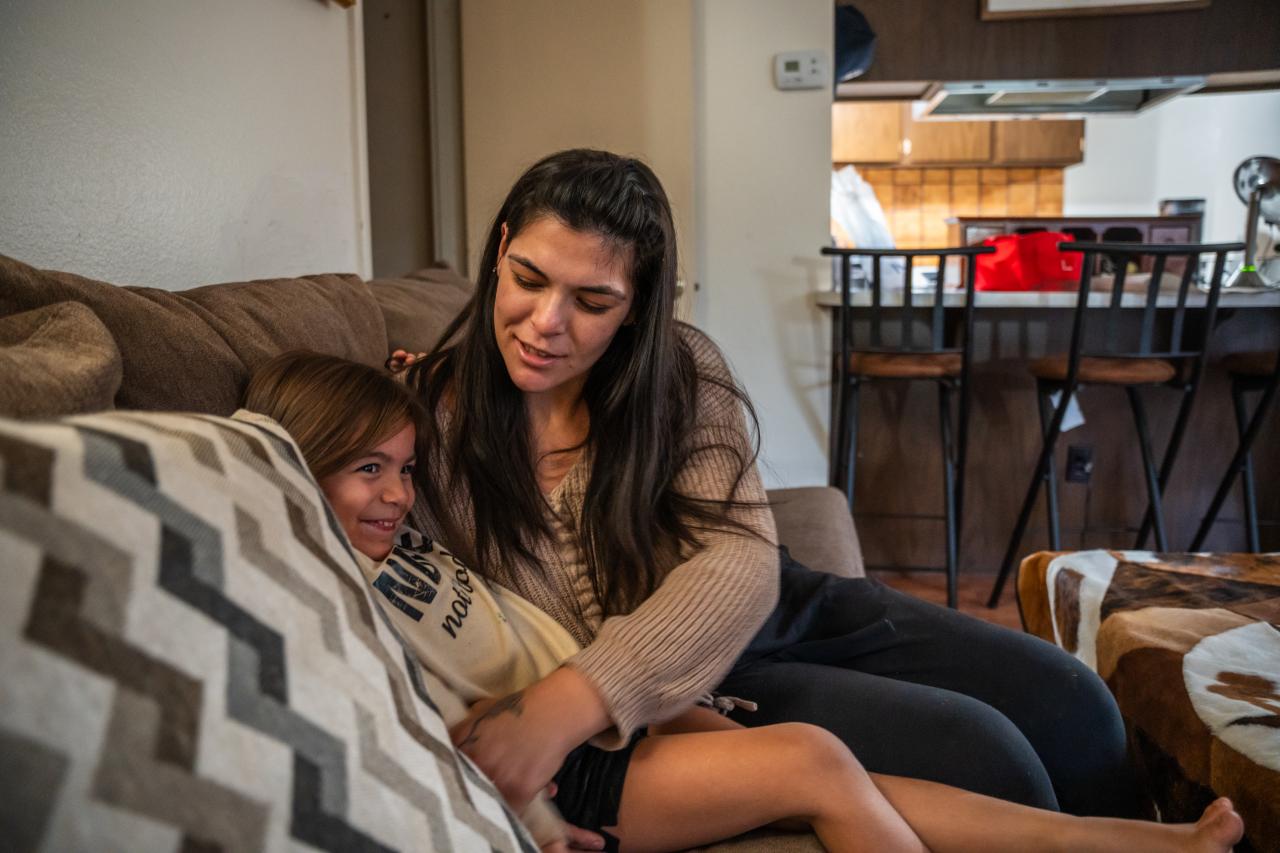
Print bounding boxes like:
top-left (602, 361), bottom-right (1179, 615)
top-left (814, 285), bottom-right (1280, 576)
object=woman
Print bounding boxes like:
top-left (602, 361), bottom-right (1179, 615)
top-left (401, 149), bottom-right (1135, 827)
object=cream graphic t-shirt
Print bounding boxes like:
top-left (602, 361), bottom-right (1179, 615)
top-left (355, 526), bottom-right (583, 703)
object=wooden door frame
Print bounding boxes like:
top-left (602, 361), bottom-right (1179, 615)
top-left (426, 0), bottom-right (468, 276)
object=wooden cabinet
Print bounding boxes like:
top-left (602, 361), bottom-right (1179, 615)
top-left (832, 102), bottom-right (1086, 167)
top-left (832, 102), bottom-right (902, 163)
top-left (901, 107), bottom-right (991, 164)
top-left (992, 120), bottom-right (1085, 166)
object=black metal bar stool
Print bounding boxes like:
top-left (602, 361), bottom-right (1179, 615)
top-left (988, 241), bottom-right (1242, 608)
top-left (1191, 349), bottom-right (1280, 551)
top-left (821, 245), bottom-right (992, 608)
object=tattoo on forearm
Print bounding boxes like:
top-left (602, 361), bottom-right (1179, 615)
top-left (457, 692), bottom-right (525, 749)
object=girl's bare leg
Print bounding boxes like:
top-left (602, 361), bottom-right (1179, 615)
top-left (871, 773), bottom-right (1244, 853)
top-left (607, 723), bottom-right (925, 853)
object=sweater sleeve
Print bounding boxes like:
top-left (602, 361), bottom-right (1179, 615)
top-left (567, 327), bottom-right (779, 741)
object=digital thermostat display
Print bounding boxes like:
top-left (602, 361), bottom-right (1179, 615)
top-left (773, 50), bottom-right (827, 91)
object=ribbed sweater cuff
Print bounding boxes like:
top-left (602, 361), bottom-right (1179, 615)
top-left (567, 642), bottom-right (660, 742)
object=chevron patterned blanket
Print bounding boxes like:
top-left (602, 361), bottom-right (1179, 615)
top-left (0, 411), bottom-right (536, 852)
top-left (1019, 550), bottom-right (1280, 852)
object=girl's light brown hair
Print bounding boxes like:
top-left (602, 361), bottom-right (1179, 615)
top-left (242, 350), bottom-right (426, 480)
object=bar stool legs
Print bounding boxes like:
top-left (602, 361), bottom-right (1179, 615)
top-left (989, 382), bottom-right (1183, 606)
top-left (1191, 360), bottom-right (1280, 551)
top-left (839, 379), bottom-right (861, 512)
top-left (1035, 380), bottom-right (1062, 551)
top-left (1126, 386), bottom-right (1169, 552)
top-left (988, 387), bottom-right (1070, 608)
top-left (1231, 378), bottom-right (1262, 552)
top-left (939, 381), bottom-right (958, 609)
top-left (1133, 386), bottom-right (1200, 549)
top-left (837, 375), bottom-right (965, 608)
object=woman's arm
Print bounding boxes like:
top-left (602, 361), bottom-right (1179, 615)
top-left (453, 330), bottom-right (777, 806)
top-left (567, 327), bottom-right (779, 742)
top-left (451, 666), bottom-right (609, 809)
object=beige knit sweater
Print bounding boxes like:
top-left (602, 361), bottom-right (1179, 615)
top-left (411, 326), bottom-right (779, 740)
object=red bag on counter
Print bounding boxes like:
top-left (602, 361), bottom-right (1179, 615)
top-left (975, 232), bottom-right (1083, 291)
top-left (974, 234), bottom-right (1028, 290)
top-left (1022, 231), bottom-right (1083, 289)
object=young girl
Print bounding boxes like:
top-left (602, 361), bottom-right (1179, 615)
top-left (242, 350), bottom-right (1244, 853)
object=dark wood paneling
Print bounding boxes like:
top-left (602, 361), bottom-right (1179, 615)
top-left (846, 307), bottom-right (1280, 573)
top-left (842, 0), bottom-right (1280, 82)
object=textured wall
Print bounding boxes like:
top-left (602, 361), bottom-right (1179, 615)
top-left (0, 0), bottom-right (370, 290)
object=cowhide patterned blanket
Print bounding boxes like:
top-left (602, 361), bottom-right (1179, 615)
top-left (1019, 550), bottom-right (1280, 852)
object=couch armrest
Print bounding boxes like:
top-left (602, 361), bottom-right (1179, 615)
top-left (767, 486), bottom-right (864, 579)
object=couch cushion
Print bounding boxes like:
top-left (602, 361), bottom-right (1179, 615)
top-left (367, 263), bottom-right (474, 355)
top-left (0, 302), bottom-right (122, 418)
top-left (0, 254), bottom-right (388, 415)
top-left (768, 486), bottom-right (865, 579)
top-left (0, 410), bottom-right (536, 851)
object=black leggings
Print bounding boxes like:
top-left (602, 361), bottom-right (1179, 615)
top-left (716, 551), bottom-right (1137, 817)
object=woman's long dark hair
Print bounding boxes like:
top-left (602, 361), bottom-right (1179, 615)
top-left (409, 149), bottom-right (761, 616)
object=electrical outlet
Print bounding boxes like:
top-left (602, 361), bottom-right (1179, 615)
top-left (1066, 445), bottom-right (1093, 483)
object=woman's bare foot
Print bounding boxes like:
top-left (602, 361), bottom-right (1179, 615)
top-left (1182, 797), bottom-right (1243, 853)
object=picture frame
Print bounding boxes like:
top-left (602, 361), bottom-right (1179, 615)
top-left (980, 0), bottom-right (1210, 21)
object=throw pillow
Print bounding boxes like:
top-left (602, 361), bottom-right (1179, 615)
top-left (0, 410), bottom-right (535, 852)
top-left (0, 302), bottom-right (122, 418)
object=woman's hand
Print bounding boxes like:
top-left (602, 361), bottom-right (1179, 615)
top-left (561, 823), bottom-right (606, 850)
top-left (450, 666), bottom-right (610, 811)
top-left (541, 783), bottom-right (606, 851)
top-left (385, 348), bottom-right (426, 374)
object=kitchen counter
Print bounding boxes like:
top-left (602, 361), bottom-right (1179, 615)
top-left (813, 285), bottom-right (1280, 309)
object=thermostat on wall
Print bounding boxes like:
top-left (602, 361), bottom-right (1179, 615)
top-left (773, 50), bottom-right (827, 90)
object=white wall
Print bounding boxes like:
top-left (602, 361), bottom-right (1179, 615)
top-left (1065, 90), bottom-right (1280, 241)
top-left (695, 0), bottom-right (834, 488)
top-left (0, 0), bottom-right (370, 290)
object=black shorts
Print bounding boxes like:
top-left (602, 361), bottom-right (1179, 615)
top-left (551, 733), bottom-right (646, 852)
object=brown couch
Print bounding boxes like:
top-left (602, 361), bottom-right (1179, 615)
top-left (0, 252), bottom-right (863, 851)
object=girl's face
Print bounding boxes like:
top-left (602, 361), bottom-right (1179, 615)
top-left (319, 422), bottom-right (416, 561)
top-left (492, 216), bottom-right (635, 403)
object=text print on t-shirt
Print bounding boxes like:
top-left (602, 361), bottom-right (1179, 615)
top-left (371, 539), bottom-right (477, 638)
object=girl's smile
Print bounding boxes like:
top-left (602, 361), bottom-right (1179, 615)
top-left (318, 423), bottom-right (417, 560)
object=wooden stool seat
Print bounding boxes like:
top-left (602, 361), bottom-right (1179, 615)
top-left (1028, 355), bottom-right (1177, 386)
top-left (849, 351), bottom-right (962, 379)
top-left (1223, 350), bottom-right (1278, 378)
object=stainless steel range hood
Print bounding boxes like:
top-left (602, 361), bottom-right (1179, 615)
top-left (917, 76), bottom-right (1205, 119)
